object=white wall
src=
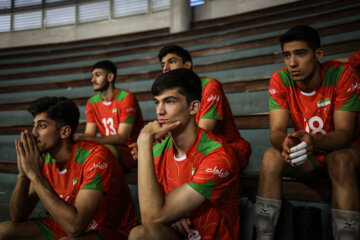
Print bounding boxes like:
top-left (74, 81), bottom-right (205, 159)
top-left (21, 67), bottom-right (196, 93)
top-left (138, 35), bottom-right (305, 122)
top-left (0, 0), bottom-right (299, 49)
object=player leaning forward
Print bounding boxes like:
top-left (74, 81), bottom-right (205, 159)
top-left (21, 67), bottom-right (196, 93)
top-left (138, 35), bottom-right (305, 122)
top-left (255, 25), bottom-right (360, 240)
top-left (129, 68), bottom-right (240, 240)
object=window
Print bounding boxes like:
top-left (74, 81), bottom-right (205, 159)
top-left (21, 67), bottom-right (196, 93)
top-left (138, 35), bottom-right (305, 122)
top-left (14, 0), bottom-right (42, 8)
top-left (13, 10), bottom-right (42, 31)
top-left (0, 14), bottom-right (10, 32)
top-left (79, 0), bottom-right (110, 23)
top-left (45, 5), bottom-right (75, 27)
top-left (190, 0), bottom-right (204, 7)
top-left (0, 0), bottom-right (11, 10)
top-left (113, 0), bottom-right (147, 17)
top-left (152, 0), bottom-right (170, 11)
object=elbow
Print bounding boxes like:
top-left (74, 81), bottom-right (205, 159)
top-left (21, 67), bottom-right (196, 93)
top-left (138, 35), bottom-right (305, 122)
top-left (64, 224), bottom-right (87, 238)
top-left (140, 212), bottom-right (164, 224)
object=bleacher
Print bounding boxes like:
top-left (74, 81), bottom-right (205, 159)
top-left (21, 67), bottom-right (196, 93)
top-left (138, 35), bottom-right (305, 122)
top-left (0, 0), bottom-right (359, 238)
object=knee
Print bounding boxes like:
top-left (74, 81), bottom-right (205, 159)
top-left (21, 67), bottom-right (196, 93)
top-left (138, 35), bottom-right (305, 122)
top-left (260, 148), bottom-right (284, 175)
top-left (327, 151), bottom-right (357, 181)
top-left (128, 224), bottom-right (151, 240)
top-left (0, 221), bottom-right (15, 239)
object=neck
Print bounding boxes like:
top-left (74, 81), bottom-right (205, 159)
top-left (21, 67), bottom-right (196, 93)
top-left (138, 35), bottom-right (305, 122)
top-left (172, 120), bottom-right (198, 158)
top-left (296, 63), bottom-right (322, 92)
top-left (49, 140), bottom-right (74, 170)
top-left (101, 85), bottom-right (116, 102)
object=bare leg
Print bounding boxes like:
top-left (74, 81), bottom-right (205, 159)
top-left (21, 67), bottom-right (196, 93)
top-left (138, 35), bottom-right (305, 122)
top-left (0, 220), bottom-right (44, 240)
top-left (128, 223), bottom-right (181, 240)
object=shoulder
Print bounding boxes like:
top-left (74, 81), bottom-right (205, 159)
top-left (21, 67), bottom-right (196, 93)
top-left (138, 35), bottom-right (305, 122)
top-left (73, 141), bottom-right (112, 162)
top-left (322, 60), bottom-right (358, 85)
top-left (114, 88), bottom-right (136, 101)
top-left (88, 93), bottom-right (102, 104)
top-left (199, 76), bottom-right (222, 89)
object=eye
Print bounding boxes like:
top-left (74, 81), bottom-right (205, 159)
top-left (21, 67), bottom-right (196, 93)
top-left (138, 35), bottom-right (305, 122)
top-left (154, 100), bottom-right (159, 105)
top-left (169, 59), bottom-right (177, 64)
top-left (282, 52), bottom-right (290, 58)
top-left (39, 124), bottom-right (47, 129)
top-left (166, 100), bottom-right (175, 104)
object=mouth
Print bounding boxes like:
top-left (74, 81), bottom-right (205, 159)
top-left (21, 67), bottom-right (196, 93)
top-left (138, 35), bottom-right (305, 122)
top-left (157, 119), bottom-right (167, 124)
top-left (290, 70), bottom-right (301, 77)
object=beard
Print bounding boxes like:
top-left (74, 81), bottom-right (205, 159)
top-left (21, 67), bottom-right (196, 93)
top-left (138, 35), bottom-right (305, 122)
top-left (94, 80), bottom-right (110, 92)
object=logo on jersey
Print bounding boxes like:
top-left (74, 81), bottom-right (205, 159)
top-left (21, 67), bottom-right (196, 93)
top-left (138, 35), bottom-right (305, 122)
top-left (347, 82), bottom-right (360, 93)
top-left (112, 108), bottom-right (117, 114)
top-left (188, 229), bottom-right (201, 240)
top-left (207, 95), bottom-right (220, 102)
top-left (317, 98), bottom-right (330, 108)
top-left (192, 168), bottom-right (195, 175)
top-left (126, 107), bottom-right (135, 112)
top-left (268, 88), bottom-right (276, 95)
top-left (206, 166), bottom-right (229, 178)
top-left (89, 162), bottom-right (108, 171)
top-left (87, 220), bottom-right (98, 230)
top-left (73, 177), bottom-right (78, 186)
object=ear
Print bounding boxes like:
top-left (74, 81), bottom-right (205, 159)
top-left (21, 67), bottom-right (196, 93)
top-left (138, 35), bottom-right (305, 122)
top-left (184, 61), bottom-right (193, 70)
top-left (59, 125), bottom-right (72, 140)
top-left (107, 72), bottom-right (115, 83)
top-left (315, 47), bottom-right (324, 62)
top-left (189, 99), bottom-right (201, 116)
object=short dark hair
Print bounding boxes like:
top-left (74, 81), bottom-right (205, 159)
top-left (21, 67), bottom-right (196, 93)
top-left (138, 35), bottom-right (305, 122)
top-left (279, 25), bottom-right (321, 51)
top-left (158, 45), bottom-right (193, 65)
top-left (92, 60), bottom-right (117, 79)
top-left (152, 68), bottom-right (202, 104)
top-left (28, 97), bottom-right (79, 139)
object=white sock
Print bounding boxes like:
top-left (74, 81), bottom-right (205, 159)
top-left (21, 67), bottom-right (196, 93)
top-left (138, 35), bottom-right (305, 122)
top-left (331, 209), bottom-right (360, 240)
top-left (254, 195), bottom-right (281, 240)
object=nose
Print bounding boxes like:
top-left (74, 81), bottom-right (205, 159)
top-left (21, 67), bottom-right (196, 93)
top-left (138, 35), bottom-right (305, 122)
top-left (289, 55), bottom-right (298, 67)
top-left (163, 63), bottom-right (170, 73)
top-left (91, 75), bottom-right (96, 83)
top-left (156, 102), bottom-right (165, 116)
top-left (31, 126), bottom-right (38, 137)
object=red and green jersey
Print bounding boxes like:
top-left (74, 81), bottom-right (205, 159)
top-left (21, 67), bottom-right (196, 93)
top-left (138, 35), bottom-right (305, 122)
top-left (348, 50), bottom-right (360, 68)
top-left (153, 128), bottom-right (240, 240)
top-left (196, 76), bottom-right (251, 169)
top-left (41, 141), bottom-right (138, 239)
top-left (85, 88), bottom-right (144, 145)
top-left (269, 60), bottom-right (360, 144)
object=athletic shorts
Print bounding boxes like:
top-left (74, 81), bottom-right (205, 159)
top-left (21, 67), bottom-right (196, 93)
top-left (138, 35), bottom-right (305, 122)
top-left (109, 144), bottom-right (137, 171)
top-left (34, 218), bottom-right (127, 240)
top-left (309, 138), bottom-right (360, 169)
top-left (228, 138), bottom-right (251, 171)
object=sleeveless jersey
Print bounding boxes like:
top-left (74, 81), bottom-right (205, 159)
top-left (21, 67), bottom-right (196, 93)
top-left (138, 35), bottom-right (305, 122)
top-left (85, 88), bottom-right (144, 145)
top-left (196, 76), bottom-right (251, 169)
top-left (153, 128), bottom-right (240, 240)
top-left (269, 60), bottom-right (360, 144)
top-left (41, 141), bottom-right (138, 239)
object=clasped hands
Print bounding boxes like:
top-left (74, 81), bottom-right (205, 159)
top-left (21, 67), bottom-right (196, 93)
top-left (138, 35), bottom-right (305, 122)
top-left (282, 130), bottom-right (314, 167)
top-left (15, 130), bottom-right (44, 180)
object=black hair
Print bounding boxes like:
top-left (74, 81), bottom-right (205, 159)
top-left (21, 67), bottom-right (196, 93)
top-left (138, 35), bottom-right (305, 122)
top-left (28, 97), bottom-right (79, 139)
top-left (279, 25), bottom-right (321, 51)
top-left (152, 68), bottom-right (202, 104)
top-left (92, 60), bottom-right (117, 83)
top-left (158, 45), bottom-right (193, 65)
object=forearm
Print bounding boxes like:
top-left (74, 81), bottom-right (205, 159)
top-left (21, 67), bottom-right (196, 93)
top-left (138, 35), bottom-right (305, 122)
top-left (10, 175), bottom-right (35, 221)
top-left (31, 175), bottom-right (87, 236)
top-left (137, 135), bottom-right (166, 223)
top-left (313, 129), bottom-right (353, 152)
top-left (270, 130), bottom-right (287, 151)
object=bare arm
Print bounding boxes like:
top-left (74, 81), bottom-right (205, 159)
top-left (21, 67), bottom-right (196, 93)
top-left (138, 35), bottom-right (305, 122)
top-left (19, 131), bottom-right (104, 237)
top-left (269, 109), bottom-right (290, 151)
top-left (137, 121), bottom-right (206, 224)
top-left (198, 118), bottom-right (217, 132)
top-left (312, 110), bottom-right (355, 151)
top-left (10, 139), bottom-right (39, 221)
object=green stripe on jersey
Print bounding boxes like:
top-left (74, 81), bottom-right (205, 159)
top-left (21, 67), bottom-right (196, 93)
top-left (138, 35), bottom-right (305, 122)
top-left (188, 179), bottom-right (215, 201)
top-left (200, 77), bottom-right (211, 89)
top-left (153, 135), bottom-right (173, 159)
top-left (339, 93), bottom-right (360, 112)
top-left (124, 113), bottom-right (134, 124)
top-left (269, 95), bottom-right (281, 110)
top-left (197, 132), bottom-right (221, 155)
top-left (202, 104), bottom-right (221, 120)
top-left (45, 153), bottom-right (56, 164)
top-left (73, 146), bottom-right (92, 164)
top-left (114, 90), bottom-right (129, 101)
top-left (278, 70), bottom-right (295, 87)
top-left (82, 172), bottom-right (104, 192)
top-left (88, 93), bottom-right (102, 104)
top-left (323, 66), bottom-right (344, 86)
